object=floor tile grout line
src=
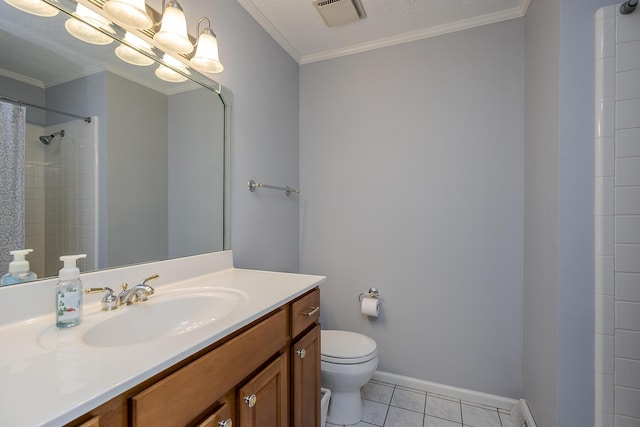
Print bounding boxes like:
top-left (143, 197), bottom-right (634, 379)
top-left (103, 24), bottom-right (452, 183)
top-left (381, 385), bottom-right (395, 426)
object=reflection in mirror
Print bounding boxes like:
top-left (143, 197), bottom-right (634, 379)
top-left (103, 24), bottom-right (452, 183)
top-left (0, 0), bottom-right (230, 285)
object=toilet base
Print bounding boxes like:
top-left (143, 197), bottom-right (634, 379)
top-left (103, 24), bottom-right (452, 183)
top-left (325, 390), bottom-right (363, 425)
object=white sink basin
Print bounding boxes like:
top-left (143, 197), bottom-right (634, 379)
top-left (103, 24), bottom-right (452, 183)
top-left (38, 287), bottom-right (248, 349)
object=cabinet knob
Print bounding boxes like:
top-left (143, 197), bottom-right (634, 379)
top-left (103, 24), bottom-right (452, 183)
top-left (244, 394), bottom-right (257, 408)
top-left (218, 419), bottom-right (232, 427)
top-left (296, 348), bottom-right (306, 359)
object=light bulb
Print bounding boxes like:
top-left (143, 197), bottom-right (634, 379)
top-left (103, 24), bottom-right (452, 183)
top-left (190, 29), bottom-right (223, 73)
top-left (3, 0), bottom-right (58, 17)
top-left (65, 4), bottom-right (114, 45)
top-left (155, 54), bottom-right (190, 83)
top-left (153, 1), bottom-right (192, 54)
top-left (115, 32), bottom-right (154, 66)
top-left (103, 0), bottom-right (152, 29)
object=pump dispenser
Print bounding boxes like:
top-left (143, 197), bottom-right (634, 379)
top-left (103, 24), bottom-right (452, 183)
top-left (1, 249), bottom-right (37, 286)
top-left (56, 254), bottom-right (86, 328)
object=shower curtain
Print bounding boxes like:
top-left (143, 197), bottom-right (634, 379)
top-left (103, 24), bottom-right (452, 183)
top-left (0, 101), bottom-right (26, 276)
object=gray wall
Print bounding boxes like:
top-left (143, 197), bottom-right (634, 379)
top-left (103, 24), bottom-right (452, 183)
top-left (523, 0), bottom-right (560, 424)
top-left (300, 19), bottom-right (525, 398)
top-left (0, 76), bottom-right (45, 125)
top-left (557, 0), bottom-right (610, 424)
top-left (177, 0), bottom-right (301, 272)
top-left (105, 73), bottom-right (168, 267)
top-left (168, 89), bottom-right (225, 257)
top-left (524, 0), bottom-right (612, 425)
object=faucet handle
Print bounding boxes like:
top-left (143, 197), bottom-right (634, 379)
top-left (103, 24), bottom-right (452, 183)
top-left (85, 287), bottom-right (119, 311)
top-left (141, 274), bottom-right (159, 286)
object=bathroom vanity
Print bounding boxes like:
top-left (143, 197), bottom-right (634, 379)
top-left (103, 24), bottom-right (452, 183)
top-left (0, 251), bottom-right (324, 426)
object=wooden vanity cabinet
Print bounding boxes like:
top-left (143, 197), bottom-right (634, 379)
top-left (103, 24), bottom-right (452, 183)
top-left (291, 288), bottom-right (321, 427)
top-left (237, 353), bottom-right (289, 427)
top-left (193, 392), bottom-right (234, 427)
top-left (292, 324), bottom-right (321, 427)
top-left (64, 287), bottom-right (321, 427)
top-left (132, 308), bottom-right (288, 426)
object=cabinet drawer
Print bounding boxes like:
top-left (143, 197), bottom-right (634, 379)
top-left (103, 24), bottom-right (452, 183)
top-left (195, 394), bottom-right (233, 427)
top-left (132, 309), bottom-right (287, 427)
top-left (291, 288), bottom-right (320, 338)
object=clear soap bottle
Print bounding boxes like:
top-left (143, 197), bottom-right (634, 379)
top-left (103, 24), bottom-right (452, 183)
top-left (1, 249), bottom-right (37, 286)
top-left (56, 254), bottom-right (87, 328)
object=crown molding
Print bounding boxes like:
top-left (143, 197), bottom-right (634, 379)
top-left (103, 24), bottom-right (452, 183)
top-left (238, 0), bottom-right (529, 65)
top-left (0, 67), bottom-right (45, 88)
top-left (300, 5), bottom-right (527, 64)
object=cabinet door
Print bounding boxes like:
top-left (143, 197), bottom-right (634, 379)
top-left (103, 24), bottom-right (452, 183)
top-left (237, 353), bottom-right (289, 427)
top-left (292, 324), bottom-right (321, 427)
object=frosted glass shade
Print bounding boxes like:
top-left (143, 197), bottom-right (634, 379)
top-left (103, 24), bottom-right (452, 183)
top-left (3, 0), bottom-right (58, 17)
top-left (155, 54), bottom-right (190, 82)
top-left (190, 31), bottom-right (223, 73)
top-left (153, 2), bottom-right (192, 54)
top-left (65, 4), bottom-right (114, 45)
top-left (115, 32), bottom-right (154, 66)
top-left (103, 0), bottom-right (152, 29)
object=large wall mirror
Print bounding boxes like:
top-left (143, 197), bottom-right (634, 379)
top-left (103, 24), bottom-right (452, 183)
top-left (0, 0), bottom-right (230, 285)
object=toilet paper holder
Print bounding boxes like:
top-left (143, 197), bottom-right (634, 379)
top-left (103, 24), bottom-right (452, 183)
top-left (358, 288), bottom-right (380, 302)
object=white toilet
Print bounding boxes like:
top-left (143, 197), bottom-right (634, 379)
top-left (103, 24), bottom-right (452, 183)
top-left (321, 330), bottom-right (378, 425)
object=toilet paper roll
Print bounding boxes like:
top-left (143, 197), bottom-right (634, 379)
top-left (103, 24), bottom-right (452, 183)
top-left (361, 296), bottom-right (379, 317)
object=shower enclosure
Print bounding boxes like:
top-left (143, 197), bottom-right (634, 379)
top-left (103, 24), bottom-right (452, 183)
top-left (24, 117), bottom-right (98, 277)
top-left (594, 4), bottom-right (640, 426)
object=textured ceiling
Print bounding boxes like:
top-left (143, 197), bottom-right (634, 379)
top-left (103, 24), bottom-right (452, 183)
top-left (236, 0), bottom-right (529, 64)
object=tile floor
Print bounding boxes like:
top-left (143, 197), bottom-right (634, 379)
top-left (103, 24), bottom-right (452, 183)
top-left (325, 380), bottom-right (514, 427)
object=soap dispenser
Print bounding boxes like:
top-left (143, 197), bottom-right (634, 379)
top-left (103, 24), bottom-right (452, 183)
top-left (1, 249), bottom-right (37, 286)
top-left (56, 254), bottom-right (87, 328)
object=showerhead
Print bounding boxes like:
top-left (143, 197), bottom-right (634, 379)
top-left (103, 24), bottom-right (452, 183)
top-left (39, 130), bottom-right (65, 145)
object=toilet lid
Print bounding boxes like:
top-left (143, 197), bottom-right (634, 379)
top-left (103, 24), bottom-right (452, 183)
top-left (321, 330), bottom-right (377, 363)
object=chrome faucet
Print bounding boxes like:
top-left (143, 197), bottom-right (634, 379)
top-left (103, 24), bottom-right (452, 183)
top-left (117, 274), bottom-right (159, 305)
top-left (85, 287), bottom-right (119, 311)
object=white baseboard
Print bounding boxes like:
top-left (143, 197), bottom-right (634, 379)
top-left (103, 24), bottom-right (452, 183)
top-left (520, 398), bottom-right (536, 427)
top-left (372, 370), bottom-right (518, 411)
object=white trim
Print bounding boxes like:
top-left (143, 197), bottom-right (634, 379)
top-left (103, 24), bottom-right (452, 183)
top-left (372, 370), bottom-right (518, 412)
top-left (234, 0), bottom-right (301, 64)
top-left (299, 6), bottom-right (526, 64)
top-left (44, 64), bottom-right (106, 88)
top-left (520, 398), bottom-right (537, 427)
top-left (0, 67), bottom-right (44, 88)
top-left (237, 1), bottom-right (529, 65)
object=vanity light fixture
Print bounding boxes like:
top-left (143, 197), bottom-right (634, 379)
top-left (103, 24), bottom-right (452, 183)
top-left (153, 0), bottom-right (192, 54)
top-left (189, 17), bottom-right (223, 73)
top-left (65, 3), bottom-right (115, 45)
top-left (115, 32), bottom-right (154, 66)
top-left (155, 53), bottom-right (190, 82)
top-left (103, 0), bottom-right (152, 29)
top-left (3, 0), bottom-right (58, 17)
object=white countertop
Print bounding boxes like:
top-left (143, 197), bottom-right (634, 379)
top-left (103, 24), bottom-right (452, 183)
top-left (0, 253), bottom-right (325, 426)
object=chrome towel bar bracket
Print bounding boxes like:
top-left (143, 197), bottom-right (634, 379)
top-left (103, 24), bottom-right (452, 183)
top-left (248, 179), bottom-right (300, 197)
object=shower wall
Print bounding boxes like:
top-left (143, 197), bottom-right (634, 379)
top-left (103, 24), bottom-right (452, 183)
top-left (42, 118), bottom-right (98, 277)
top-left (24, 123), bottom-right (45, 276)
top-left (595, 5), bottom-right (640, 426)
top-left (24, 118), bottom-right (98, 278)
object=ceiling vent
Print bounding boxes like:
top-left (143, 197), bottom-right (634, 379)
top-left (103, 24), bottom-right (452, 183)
top-left (313, 0), bottom-right (367, 27)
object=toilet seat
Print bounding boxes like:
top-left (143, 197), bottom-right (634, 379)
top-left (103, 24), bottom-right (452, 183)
top-left (321, 330), bottom-right (377, 364)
